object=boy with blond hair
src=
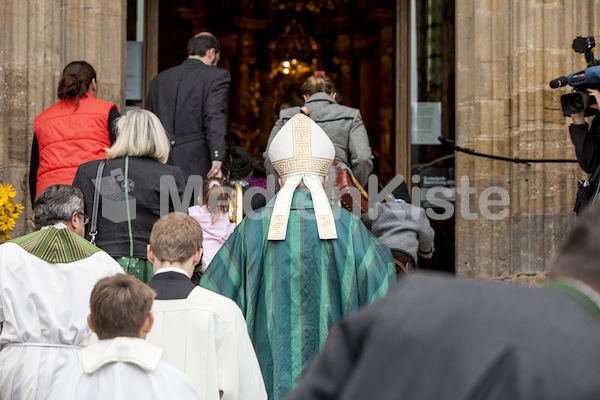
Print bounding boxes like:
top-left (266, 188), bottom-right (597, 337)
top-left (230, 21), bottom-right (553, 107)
top-left (146, 212), bottom-right (266, 400)
top-left (47, 274), bottom-right (200, 399)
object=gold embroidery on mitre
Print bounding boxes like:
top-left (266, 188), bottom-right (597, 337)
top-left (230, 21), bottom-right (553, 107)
top-left (268, 174), bottom-right (303, 240)
top-left (272, 115), bottom-right (332, 177)
top-left (317, 215), bottom-right (336, 238)
top-left (304, 174), bottom-right (337, 240)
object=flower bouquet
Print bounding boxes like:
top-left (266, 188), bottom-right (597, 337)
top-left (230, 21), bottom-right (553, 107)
top-left (0, 183), bottom-right (24, 243)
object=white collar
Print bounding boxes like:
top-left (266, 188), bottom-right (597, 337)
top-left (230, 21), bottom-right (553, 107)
top-left (154, 267), bottom-right (190, 278)
top-left (41, 222), bottom-right (69, 230)
top-left (82, 337), bottom-right (162, 374)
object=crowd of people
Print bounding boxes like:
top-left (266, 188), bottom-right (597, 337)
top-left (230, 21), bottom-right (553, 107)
top-left (5, 29), bottom-right (600, 400)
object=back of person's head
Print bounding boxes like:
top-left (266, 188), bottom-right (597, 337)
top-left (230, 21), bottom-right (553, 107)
top-left (149, 212), bottom-right (203, 263)
top-left (301, 72), bottom-right (337, 97)
top-left (89, 274), bottom-right (155, 340)
top-left (251, 152), bottom-right (266, 178)
top-left (33, 184), bottom-right (84, 229)
top-left (201, 178), bottom-right (230, 221)
top-left (57, 61), bottom-right (96, 107)
top-left (105, 109), bottom-right (170, 163)
top-left (222, 145), bottom-right (253, 180)
top-left (276, 95), bottom-right (304, 113)
top-left (551, 201), bottom-right (600, 287)
top-left (187, 32), bottom-right (220, 56)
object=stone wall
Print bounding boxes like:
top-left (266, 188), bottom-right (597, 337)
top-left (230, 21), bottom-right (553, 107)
top-left (455, 0), bottom-right (600, 282)
top-left (0, 0), bottom-right (126, 238)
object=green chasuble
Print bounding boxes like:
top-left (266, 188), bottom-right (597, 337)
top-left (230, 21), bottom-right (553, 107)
top-left (10, 225), bottom-right (101, 263)
top-left (201, 190), bottom-right (396, 400)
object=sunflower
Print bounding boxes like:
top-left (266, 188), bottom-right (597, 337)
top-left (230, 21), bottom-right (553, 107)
top-left (0, 183), bottom-right (23, 243)
top-left (0, 183), bottom-right (16, 207)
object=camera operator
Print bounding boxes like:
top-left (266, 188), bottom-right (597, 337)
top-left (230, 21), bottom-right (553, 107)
top-left (569, 88), bottom-right (600, 213)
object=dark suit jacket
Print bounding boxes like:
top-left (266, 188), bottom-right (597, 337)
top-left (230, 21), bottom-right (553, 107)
top-left (148, 271), bottom-right (197, 300)
top-left (147, 58), bottom-right (231, 179)
top-left (287, 272), bottom-right (600, 400)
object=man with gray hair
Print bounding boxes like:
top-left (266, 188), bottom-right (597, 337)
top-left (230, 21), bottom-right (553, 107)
top-left (0, 184), bottom-right (123, 399)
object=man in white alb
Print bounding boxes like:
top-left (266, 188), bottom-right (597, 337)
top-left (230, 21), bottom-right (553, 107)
top-left (0, 184), bottom-right (123, 399)
top-left (146, 212), bottom-right (267, 400)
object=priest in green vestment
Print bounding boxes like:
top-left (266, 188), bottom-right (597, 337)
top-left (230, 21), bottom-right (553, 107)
top-left (200, 113), bottom-right (396, 400)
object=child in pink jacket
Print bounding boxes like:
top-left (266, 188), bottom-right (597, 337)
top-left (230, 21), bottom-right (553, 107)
top-left (188, 178), bottom-right (236, 269)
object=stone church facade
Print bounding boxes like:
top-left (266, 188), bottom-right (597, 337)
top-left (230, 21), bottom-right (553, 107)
top-left (0, 0), bottom-right (595, 280)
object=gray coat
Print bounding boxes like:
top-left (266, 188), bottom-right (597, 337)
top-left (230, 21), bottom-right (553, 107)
top-left (264, 93), bottom-right (373, 197)
top-left (361, 201), bottom-right (435, 262)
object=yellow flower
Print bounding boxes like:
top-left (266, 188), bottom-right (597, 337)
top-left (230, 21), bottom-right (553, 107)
top-left (0, 183), bottom-right (23, 243)
top-left (0, 220), bottom-right (10, 232)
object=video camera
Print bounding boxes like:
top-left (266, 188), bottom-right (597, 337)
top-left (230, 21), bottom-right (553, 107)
top-left (550, 36), bottom-right (600, 116)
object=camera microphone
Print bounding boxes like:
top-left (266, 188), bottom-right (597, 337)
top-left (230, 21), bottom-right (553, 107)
top-left (549, 76), bottom-right (568, 88)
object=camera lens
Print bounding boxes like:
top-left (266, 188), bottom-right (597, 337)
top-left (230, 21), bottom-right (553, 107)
top-left (561, 92), bottom-right (589, 115)
top-left (570, 95), bottom-right (584, 109)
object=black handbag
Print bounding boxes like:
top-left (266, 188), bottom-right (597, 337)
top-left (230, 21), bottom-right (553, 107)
top-left (574, 161), bottom-right (600, 214)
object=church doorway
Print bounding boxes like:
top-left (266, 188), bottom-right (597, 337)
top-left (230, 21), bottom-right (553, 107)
top-left (126, 0), bottom-right (456, 273)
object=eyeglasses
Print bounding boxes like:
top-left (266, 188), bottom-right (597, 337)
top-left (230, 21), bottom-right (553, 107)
top-left (77, 211), bottom-right (90, 225)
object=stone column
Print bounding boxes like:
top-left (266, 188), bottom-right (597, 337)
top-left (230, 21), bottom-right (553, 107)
top-left (0, 0), bottom-right (126, 238)
top-left (455, 0), bottom-right (595, 283)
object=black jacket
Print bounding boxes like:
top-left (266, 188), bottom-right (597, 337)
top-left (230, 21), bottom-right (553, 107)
top-left (146, 59), bottom-right (231, 179)
top-left (288, 272), bottom-right (600, 400)
top-left (148, 271), bottom-right (197, 300)
top-left (570, 118), bottom-right (600, 174)
top-left (72, 156), bottom-right (186, 258)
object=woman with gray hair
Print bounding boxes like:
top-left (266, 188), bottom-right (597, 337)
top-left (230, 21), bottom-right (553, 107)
top-left (73, 109), bottom-right (186, 282)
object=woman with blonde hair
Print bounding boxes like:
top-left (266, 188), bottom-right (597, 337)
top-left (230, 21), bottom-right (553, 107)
top-left (188, 177), bottom-right (235, 270)
top-left (73, 109), bottom-right (186, 282)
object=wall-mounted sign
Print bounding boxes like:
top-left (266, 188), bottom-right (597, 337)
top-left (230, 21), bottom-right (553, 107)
top-left (411, 102), bottom-right (442, 145)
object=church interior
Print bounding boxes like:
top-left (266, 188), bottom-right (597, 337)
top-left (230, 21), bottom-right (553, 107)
top-left (127, 0), bottom-right (456, 272)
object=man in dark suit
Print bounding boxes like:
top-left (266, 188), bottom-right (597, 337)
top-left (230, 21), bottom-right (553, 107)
top-left (287, 202), bottom-right (600, 400)
top-left (145, 212), bottom-right (266, 400)
top-left (146, 32), bottom-right (230, 179)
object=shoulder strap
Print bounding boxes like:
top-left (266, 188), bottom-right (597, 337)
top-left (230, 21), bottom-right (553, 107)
top-left (89, 160), bottom-right (106, 245)
top-left (124, 156), bottom-right (134, 257)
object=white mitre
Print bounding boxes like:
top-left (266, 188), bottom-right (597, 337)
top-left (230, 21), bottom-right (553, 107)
top-left (268, 113), bottom-right (337, 240)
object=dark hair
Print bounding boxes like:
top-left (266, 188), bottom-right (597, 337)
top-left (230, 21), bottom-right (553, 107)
top-left (551, 201), bottom-right (600, 285)
top-left (251, 153), bottom-right (266, 178)
top-left (187, 33), bottom-right (220, 57)
top-left (276, 95), bottom-right (304, 114)
top-left (57, 61), bottom-right (96, 108)
top-left (33, 185), bottom-right (84, 229)
top-left (90, 274), bottom-right (155, 339)
top-left (149, 212), bottom-right (204, 263)
top-left (301, 74), bottom-right (337, 97)
top-left (223, 146), bottom-right (253, 180)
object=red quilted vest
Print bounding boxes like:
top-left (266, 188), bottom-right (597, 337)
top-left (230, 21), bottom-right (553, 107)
top-left (33, 94), bottom-right (116, 199)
